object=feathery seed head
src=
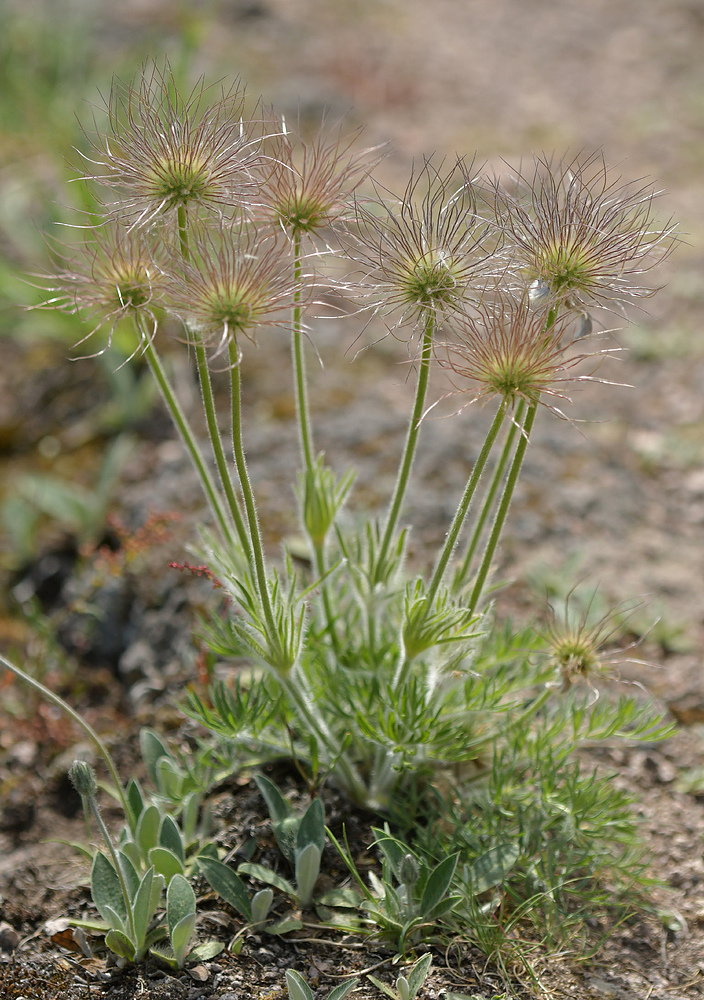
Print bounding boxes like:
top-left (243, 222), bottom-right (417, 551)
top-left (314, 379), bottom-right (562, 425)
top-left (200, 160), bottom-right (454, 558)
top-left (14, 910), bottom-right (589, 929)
top-left (84, 63), bottom-right (260, 227)
top-left (259, 118), bottom-right (376, 239)
top-left (439, 293), bottom-right (595, 413)
top-left (36, 224), bottom-right (166, 353)
top-left (344, 157), bottom-right (497, 336)
top-left (493, 151), bottom-right (677, 314)
top-left (541, 590), bottom-right (643, 690)
top-left (166, 224), bottom-right (298, 357)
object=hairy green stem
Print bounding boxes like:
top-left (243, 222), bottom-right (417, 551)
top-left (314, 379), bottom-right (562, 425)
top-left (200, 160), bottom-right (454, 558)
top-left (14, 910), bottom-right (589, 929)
top-left (453, 399), bottom-right (526, 592)
top-left (140, 331), bottom-right (235, 547)
top-left (427, 405), bottom-right (506, 607)
top-left (392, 405), bottom-right (506, 691)
top-left (279, 667), bottom-right (367, 805)
top-left (0, 652), bottom-right (130, 821)
top-left (87, 793), bottom-right (137, 940)
top-left (228, 341), bottom-right (279, 649)
top-left (289, 233), bottom-right (340, 651)
top-left (291, 230), bottom-right (314, 475)
top-left (175, 204), bottom-right (251, 555)
top-left (468, 401), bottom-right (538, 614)
top-left (193, 337), bottom-right (252, 557)
top-left (314, 542), bottom-right (342, 657)
top-left (375, 308), bottom-right (435, 582)
top-left (177, 204), bottom-right (191, 264)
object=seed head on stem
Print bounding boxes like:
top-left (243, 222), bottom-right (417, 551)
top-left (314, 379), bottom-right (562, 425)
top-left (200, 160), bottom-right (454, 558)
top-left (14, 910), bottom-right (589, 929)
top-left (437, 291), bottom-right (621, 418)
top-left (165, 223), bottom-right (301, 360)
top-left (258, 117), bottom-right (377, 242)
top-left (492, 151), bottom-right (677, 317)
top-left (540, 589), bottom-right (649, 694)
top-left (81, 62), bottom-right (261, 229)
top-left (35, 223), bottom-right (167, 355)
top-left (342, 156), bottom-right (499, 340)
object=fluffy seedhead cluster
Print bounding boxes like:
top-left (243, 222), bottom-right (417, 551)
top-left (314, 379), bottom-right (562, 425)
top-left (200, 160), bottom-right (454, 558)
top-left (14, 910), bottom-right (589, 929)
top-left (166, 226), bottom-right (300, 357)
top-left (344, 157), bottom-right (499, 334)
top-left (437, 293), bottom-right (612, 416)
top-left (542, 592), bottom-right (638, 690)
top-left (84, 63), bottom-right (260, 228)
top-left (259, 119), bottom-right (376, 240)
top-left (39, 225), bottom-right (166, 352)
top-left (492, 151), bottom-right (676, 316)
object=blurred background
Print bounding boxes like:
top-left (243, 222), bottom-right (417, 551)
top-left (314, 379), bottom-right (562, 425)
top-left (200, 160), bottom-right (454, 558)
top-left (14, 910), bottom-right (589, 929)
top-left (0, 0), bottom-right (702, 703)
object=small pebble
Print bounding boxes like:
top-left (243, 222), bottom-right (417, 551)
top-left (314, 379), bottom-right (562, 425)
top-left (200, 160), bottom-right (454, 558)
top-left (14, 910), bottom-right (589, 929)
top-left (0, 921), bottom-right (21, 952)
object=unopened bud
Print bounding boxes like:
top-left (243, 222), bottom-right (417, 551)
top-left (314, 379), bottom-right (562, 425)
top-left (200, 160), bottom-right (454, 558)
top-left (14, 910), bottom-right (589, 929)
top-left (399, 852), bottom-right (420, 887)
top-left (68, 759), bottom-right (98, 798)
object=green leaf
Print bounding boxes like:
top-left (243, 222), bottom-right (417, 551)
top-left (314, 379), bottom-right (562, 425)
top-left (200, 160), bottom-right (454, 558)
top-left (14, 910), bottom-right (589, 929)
top-left (126, 779), bottom-right (145, 834)
top-left (44, 838), bottom-right (94, 860)
top-left (144, 924), bottom-right (169, 949)
top-left (156, 757), bottom-right (184, 800)
top-left (286, 969), bottom-right (314, 1000)
top-left (105, 928), bottom-right (136, 962)
top-left (296, 798), bottom-right (325, 855)
top-left (254, 774), bottom-right (292, 826)
top-left (120, 840), bottom-right (142, 872)
top-left (267, 913), bottom-right (302, 935)
top-left (170, 912), bottom-right (196, 968)
top-left (91, 852), bottom-right (127, 924)
top-left (407, 953), bottom-right (433, 999)
top-left (132, 867), bottom-right (156, 948)
top-left (149, 944), bottom-right (178, 969)
top-left (197, 855), bottom-right (252, 920)
top-left (372, 829), bottom-right (408, 882)
top-left (251, 888), bottom-right (274, 925)
top-left (167, 874), bottom-right (196, 939)
top-left (424, 893), bottom-right (463, 921)
top-left (316, 887), bottom-right (360, 909)
top-left (136, 804), bottom-right (161, 858)
top-left (189, 939), bottom-right (225, 962)
top-left (140, 728), bottom-right (171, 787)
top-left (102, 904), bottom-right (127, 936)
top-left (367, 975), bottom-right (398, 1000)
top-left (158, 814), bottom-right (185, 862)
top-left (420, 854), bottom-right (458, 917)
top-left (294, 842), bottom-right (322, 909)
top-left (149, 846), bottom-right (185, 882)
top-left (117, 851), bottom-right (140, 902)
top-left (149, 872), bottom-right (166, 921)
top-left (239, 861), bottom-right (296, 898)
top-left (326, 979), bottom-right (358, 1000)
top-left (181, 791), bottom-right (201, 843)
top-left (468, 843), bottom-right (519, 895)
top-left (197, 842), bottom-right (220, 861)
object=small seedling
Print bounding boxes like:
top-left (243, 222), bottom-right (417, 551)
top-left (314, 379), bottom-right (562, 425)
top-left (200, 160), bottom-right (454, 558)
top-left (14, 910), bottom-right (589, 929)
top-left (285, 969), bottom-right (358, 1000)
top-left (237, 776), bottom-right (327, 917)
top-left (368, 952), bottom-right (433, 1000)
top-left (360, 829), bottom-right (461, 952)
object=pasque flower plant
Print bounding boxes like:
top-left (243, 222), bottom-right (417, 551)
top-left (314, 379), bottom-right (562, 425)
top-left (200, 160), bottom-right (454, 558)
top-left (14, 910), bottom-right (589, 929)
top-left (9, 61), bottom-right (681, 963)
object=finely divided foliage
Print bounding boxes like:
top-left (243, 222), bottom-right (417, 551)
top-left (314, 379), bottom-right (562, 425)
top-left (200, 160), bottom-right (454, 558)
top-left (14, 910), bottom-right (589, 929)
top-left (12, 61), bottom-right (679, 985)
